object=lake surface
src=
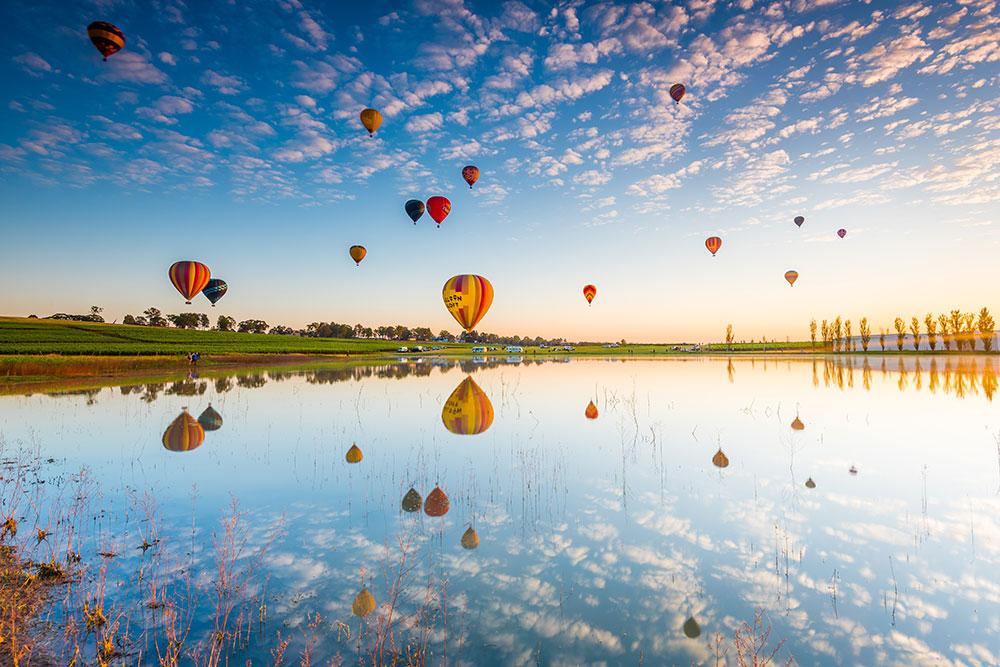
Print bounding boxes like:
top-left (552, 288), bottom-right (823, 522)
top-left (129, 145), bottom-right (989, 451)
top-left (2, 355), bottom-right (998, 666)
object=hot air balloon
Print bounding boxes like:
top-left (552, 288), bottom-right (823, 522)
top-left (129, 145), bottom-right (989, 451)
top-left (791, 417), bottom-right (804, 430)
top-left (784, 270), bottom-right (798, 287)
top-left (669, 83), bottom-right (685, 104)
top-left (202, 279), bottom-right (227, 307)
top-left (462, 166), bottom-right (479, 189)
top-left (197, 404), bottom-right (223, 432)
top-left (461, 527), bottom-right (480, 550)
top-left (849, 465), bottom-right (858, 475)
top-left (424, 487), bottom-right (450, 517)
top-left (805, 477), bottom-right (816, 488)
top-left (359, 108), bottom-right (382, 136)
top-left (837, 228), bottom-right (847, 239)
top-left (401, 488), bottom-right (422, 513)
top-left (712, 448), bottom-right (729, 468)
top-left (442, 376), bottom-right (494, 435)
top-left (352, 588), bottom-right (375, 617)
top-left (426, 196), bottom-right (451, 227)
top-left (346, 444), bottom-right (363, 463)
top-left (405, 199), bottom-right (425, 224)
top-left (705, 236), bottom-right (722, 256)
top-left (583, 284), bottom-right (597, 305)
top-left (683, 616), bottom-right (701, 639)
top-left (169, 261), bottom-right (211, 304)
top-left (87, 21), bottom-right (125, 61)
top-left (162, 409), bottom-right (205, 452)
top-left (793, 216), bottom-right (805, 227)
top-left (349, 245), bottom-right (367, 266)
top-left (585, 400), bottom-right (599, 420)
top-left (442, 274), bottom-right (493, 332)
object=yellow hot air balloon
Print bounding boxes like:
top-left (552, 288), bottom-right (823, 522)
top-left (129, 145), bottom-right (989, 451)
top-left (442, 376), bottom-right (494, 435)
top-left (346, 444), bottom-right (363, 463)
top-left (352, 588), bottom-right (375, 616)
top-left (349, 245), bottom-right (366, 265)
top-left (784, 270), bottom-right (799, 286)
top-left (360, 108), bottom-right (382, 136)
top-left (461, 527), bottom-right (480, 550)
top-left (791, 417), bottom-right (804, 430)
top-left (442, 274), bottom-right (493, 333)
top-left (712, 448), bottom-right (729, 468)
top-left (162, 409), bottom-right (205, 452)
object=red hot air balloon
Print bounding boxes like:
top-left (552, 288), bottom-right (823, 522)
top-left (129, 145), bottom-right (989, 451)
top-left (669, 83), bottom-right (685, 104)
top-left (793, 216), bottom-right (805, 227)
top-left (583, 284), bottom-right (596, 305)
top-left (837, 228), bottom-right (847, 238)
top-left (169, 261), bottom-right (211, 304)
top-left (426, 196), bottom-right (451, 227)
top-left (705, 236), bottom-right (722, 256)
top-left (462, 166), bottom-right (479, 189)
top-left (585, 400), bottom-right (599, 420)
top-left (424, 487), bottom-right (450, 517)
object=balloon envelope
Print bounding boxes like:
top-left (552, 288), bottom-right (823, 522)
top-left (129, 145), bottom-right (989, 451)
top-left (169, 261), bottom-right (211, 304)
top-left (784, 270), bottom-right (799, 286)
top-left (705, 236), bottom-right (722, 256)
top-left (426, 196), bottom-right (451, 227)
top-left (585, 400), bottom-right (598, 420)
top-left (197, 405), bottom-right (223, 432)
top-left (805, 477), bottom-right (816, 488)
top-left (346, 444), bottom-right (363, 463)
top-left (360, 108), bottom-right (382, 136)
top-left (202, 279), bottom-right (227, 306)
top-left (461, 527), bottom-right (480, 550)
top-left (405, 199), bottom-right (425, 224)
top-left (352, 588), bottom-right (375, 617)
top-left (349, 245), bottom-right (367, 265)
top-left (462, 165), bottom-right (479, 189)
top-left (442, 376), bottom-right (494, 435)
top-left (712, 448), bottom-right (729, 468)
top-left (162, 410), bottom-right (205, 452)
top-left (791, 417), bottom-right (804, 430)
top-left (669, 83), bottom-right (685, 103)
top-left (88, 21), bottom-right (124, 60)
top-left (583, 284), bottom-right (596, 305)
top-left (793, 216), bottom-right (805, 227)
top-left (837, 228), bottom-right (847, 238)
top-left (683, 616), bottom-right (701, 639)
top-left (442, 274), bottom-right (493, 332)
top-left (401, 488), bottom-right (422, 513)
top-left (424, 487), bottom-right (450, 517)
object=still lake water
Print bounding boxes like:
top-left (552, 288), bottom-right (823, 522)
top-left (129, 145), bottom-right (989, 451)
top-left (2, 355), bottom-right (999, 665)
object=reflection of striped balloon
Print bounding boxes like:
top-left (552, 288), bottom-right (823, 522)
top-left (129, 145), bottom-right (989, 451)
top-left (169, 261), bottom-right (211, 304)
top-left (712, 448), bottom-right (729, 468)
top-left (202, 279), bottom-right (227, 306)
top-left (585, 400), bottom-right (598, 420)
top-left (791, 417), bottom-right (804, 430)
top-left (705, 236), bottom-right (722, 256)
top-left (784, 270), bottom-right (799, 286)
top-left (87, 21), bottom-right (125, 60)
top-left (162, 410), bottom-right (205, 452)
top-left (442, 376), bottom-right (494, 435)
top-left (442, 274), bottom-right (493, 332)
top-left (583, 284), bottom-right (596, 305)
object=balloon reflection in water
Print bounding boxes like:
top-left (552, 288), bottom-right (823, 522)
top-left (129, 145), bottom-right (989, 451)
top-left (346, 444), bottom-right (363, 463)
top-left (197, 404), bottom-right (223, 432)
top-left (424, 487), bottom-right (450, 517)
top-left (683, 616), bottom-right (701, 638)
top-left (442, 376), bottom-right (494, 435)
top-left (353, 588), bottom-right (375, 616)
top-left (162, 409), bottom-right (205, 452)
top-left (585, 400), bottom-right (599, 420)
top-left (461, 527), bottom-right (480, 550)
top-left (849, 465), bottom-right (858, 475)
top-left (401, 488), bottom-right (422, 513)
top-left (805, 477), bottom-right (816, 488)
top-left (712, 448), bottom-right (729, 468)
top-left (790, 417), bottom-right (804, 430)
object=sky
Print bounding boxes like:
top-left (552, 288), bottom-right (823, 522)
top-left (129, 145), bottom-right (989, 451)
top-left (1, 0), bottom-right (998, 343)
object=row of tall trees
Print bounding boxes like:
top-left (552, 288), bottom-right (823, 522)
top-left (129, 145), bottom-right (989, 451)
top-left (809, 308), bottom-right (995, 352)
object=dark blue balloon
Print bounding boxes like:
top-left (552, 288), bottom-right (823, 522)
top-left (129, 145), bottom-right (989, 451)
top-left (405, 199), bottom-right (425, 224)
top-left (202, 278), bottom-right (227, 306)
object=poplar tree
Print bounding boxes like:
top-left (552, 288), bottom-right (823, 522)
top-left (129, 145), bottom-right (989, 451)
top-left (810, 319), bottom-right (817, 349)
top-left (859, 317), bottom-right (871, 352)
top-left (910, 317), bottom-right (920, 351)
top-left (845, 319), bottom-right (852, 351)
top-left (949, 310), bottom-right (964, 351)
top-left (938, 314), bottom-right (951, 351)
top-left (894, 317), bottom-right (906, 352)
top-left (978, 307), bottom-right (995, 353)
top-left (925, 313), bottom-right (937, 351)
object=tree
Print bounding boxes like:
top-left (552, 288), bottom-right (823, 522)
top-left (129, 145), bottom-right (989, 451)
top-left (859, 317), bottom-right (871, 352)
top-left (879, 328), bottom-right (885, 351)
top-left (726, 324), bottom-right (734, 346)
top-left (833, 316), bottom-right (842, 353)
top-left (844, 319), bottom-right (852, 351)
top-left (168, 312), bottom-right (203, 329)
top-left (123, 314), bottom-right (137, 325)
top-left (978, 307), bottom-right (995, 352)
top-left (910, 317), bottom-right (920, 351)
top-left (821, 320), bottom-right (829, 350)
top-left (938, 314), bottom-right (951, 351)
top-left (88, 306), bottom-right (105, 323)
top-left (809, 319), bottom-right (817, 349)
top-left (949, 310), bottom-right (964, 351)
top-left (964, 312), bottom-right (976, 351)
top-left (269, 325), bottom-right (294, 335)
top-left (238, 319), bottom-right (268, 333)
top-left (217, 315), bottom-right (236, 332)
top-left (144, 307), bottom-right (167, 327)
top-left (925, 313), bottom-right (937, 351)
top-left (894, 317), bottom-right (905, 352)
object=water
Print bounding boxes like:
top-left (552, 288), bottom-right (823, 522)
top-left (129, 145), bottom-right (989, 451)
top-left (1, 355), bottom-right (998, 665)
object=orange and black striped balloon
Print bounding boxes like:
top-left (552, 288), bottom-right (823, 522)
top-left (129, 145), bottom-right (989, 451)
top-left (87, 21), bottom-right (125, 61)
top-left (583, 284), bottom-right (596, 305)
top-left (169, 261), bottom-right (211, 304)
top-left (705, 236), bottom-right (722, 256)
top-left (442, 274), bottom-right (493, 332)
top-left (784, 270), bottom-right (799, 287)
top-left (162, 409), bottom-right (205, 452)
top-left (442, 376), bottom-right (494, 435)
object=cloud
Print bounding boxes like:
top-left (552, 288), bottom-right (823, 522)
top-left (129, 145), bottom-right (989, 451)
top-left (201, 70), bottom-right (246, 95)
top-left (855, 34), bottom-right (933, 86)
top-left (158, 52), bottom-right (177, 66)
top-left (585, 2), bottom-right (688, 52)
top-left (101, 52), bottom-right (169, 84)
top-left (573, 170), bottom-right (612, 186)
top-left (856, 96), bottom-right (919, 121)
top-left (513, 71), bottom-right (613, 112)
top-left (404, 112), bottom-right (444, 133)
top-left (153, 95), bottom-right (194, 115)
top-left (543, 39), bottom-right (622, 70)
top-left (13, 53), bottom-right (52, 75)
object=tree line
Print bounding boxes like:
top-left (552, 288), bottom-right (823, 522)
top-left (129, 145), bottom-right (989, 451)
top-left (808, 308), bottom-right (995, 352)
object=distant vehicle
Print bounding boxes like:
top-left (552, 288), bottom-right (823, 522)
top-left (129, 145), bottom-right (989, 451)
top-left (397, 347), bottom-right (408, 352)
top-left (539, 344), bottom-right (547, 349)
top-left (506, 356), bottom-right (523, 363)
top-left (472, 356), bottom-right (487, 363)
top-left (602, 344), bottom-right (611, 348)
top-left (505, 346), bottom-right (523, 353)
top-left (413, 346), bottom-right (424, 352)
top-left (562, 346), bottom-right (575, 351)
top-left (471, 346), bottom-right (487, 353)
top-left (611, 343), bottom-right (619, 348)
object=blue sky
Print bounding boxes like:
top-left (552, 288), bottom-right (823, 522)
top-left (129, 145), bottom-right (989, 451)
top-left (1, 0), bottom-right (998, 342)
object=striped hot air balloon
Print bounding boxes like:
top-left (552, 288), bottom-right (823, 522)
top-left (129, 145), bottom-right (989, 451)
top-left (462, 165), bottom-right (479, 189)
top-left (442, 274), bottom-right (493, 332)
top-left (585, 400), bottom-right (598, 420)
top-left (87, 21), bottom-right (125, 61)
top-left (405, 199), bottom-right (424, 224)
top-left (583, 284), bottom-right (596, 305)
top-left (359, 108), bottom-right (382, 136)
top-left (197, 404), bottom-right (223, 432)
top-left (169, 261), bottom-right (211, 304)
top-left (202, 279), bottom-right (227, 307)
top-left (442, 376), bottom-right (494, 435)
top-left (424, 487), bottom-right (450, 517)
top-left (162, 409), bottom-right (205, 452)
top-left (669, 83), bottom-right (685, 104)
top-left (705, 236), bottom-right (722, 256)
top-left (712, 448), bottom-right (729, 468)
top-left (784, 270), bottom-right (799, 286)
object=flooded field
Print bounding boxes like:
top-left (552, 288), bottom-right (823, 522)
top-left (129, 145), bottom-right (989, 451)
top-left (2, 355), bottom-right (998, 665)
